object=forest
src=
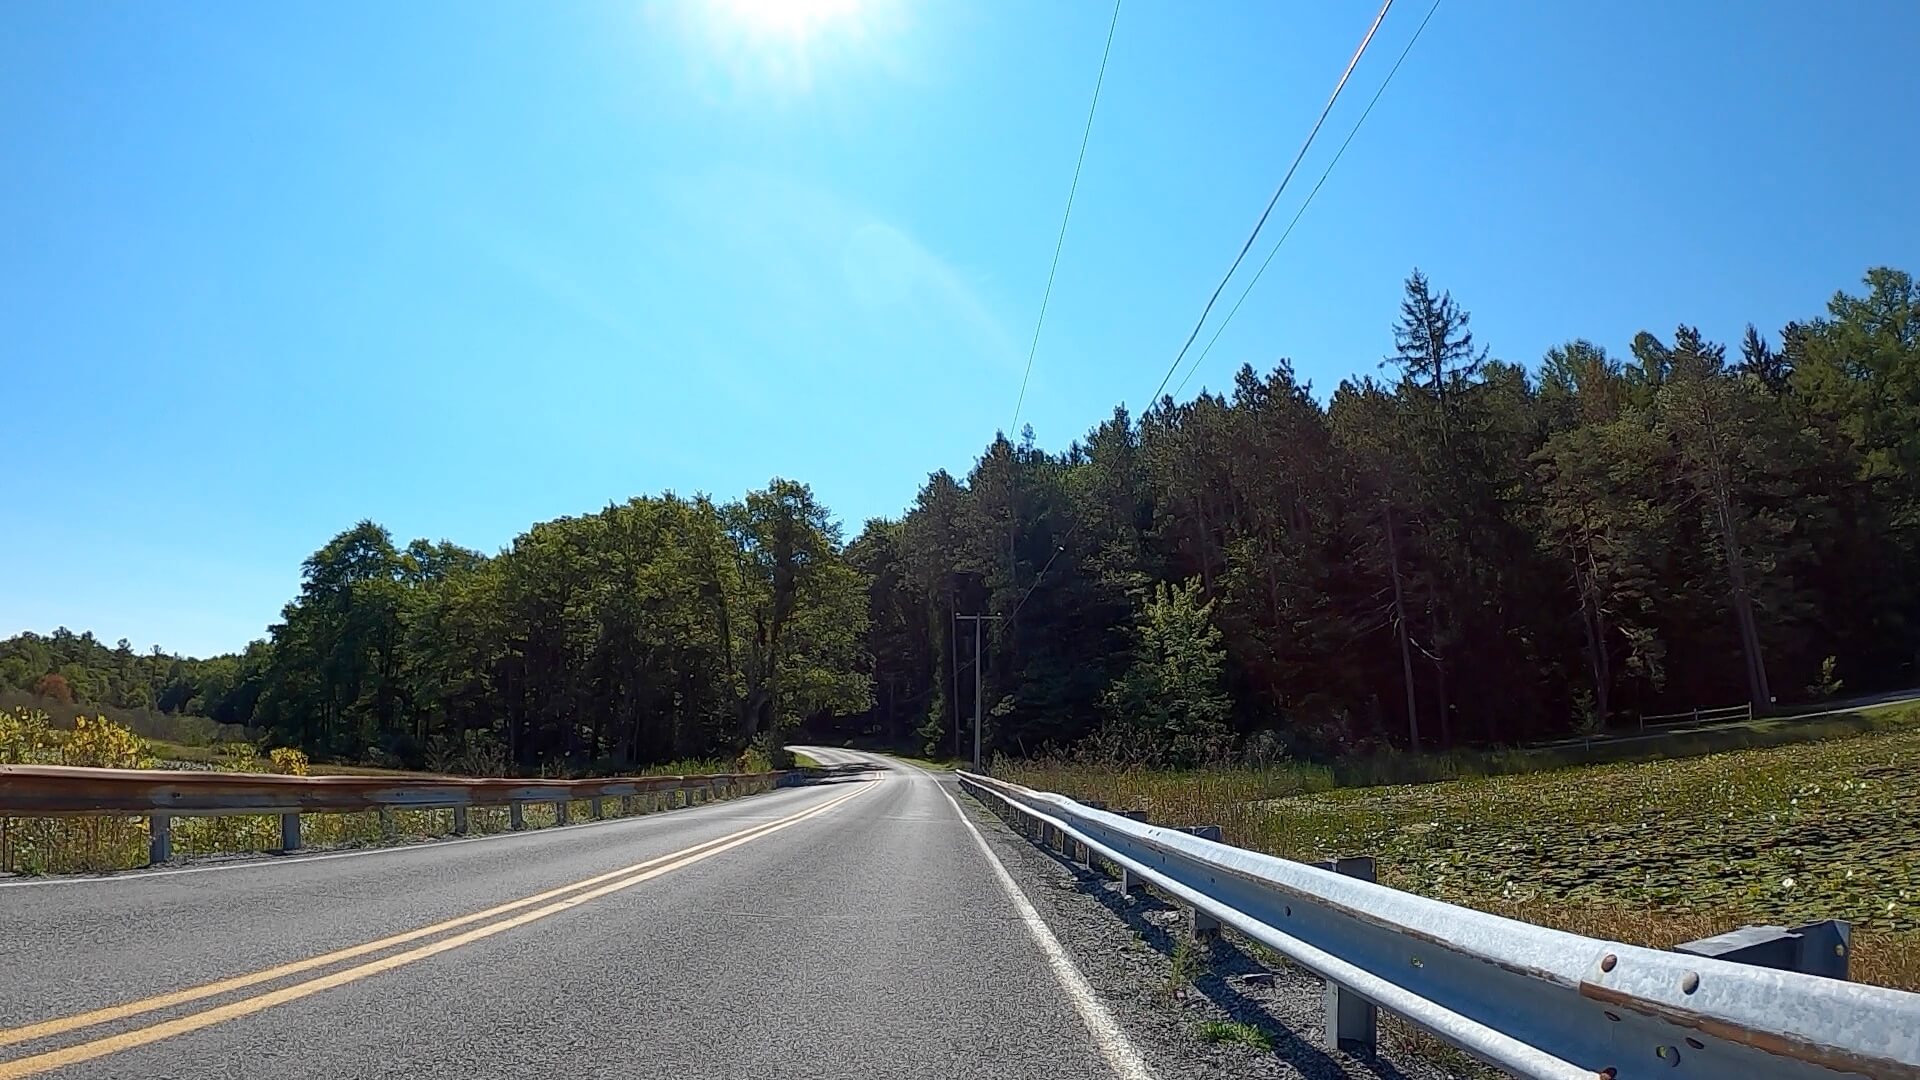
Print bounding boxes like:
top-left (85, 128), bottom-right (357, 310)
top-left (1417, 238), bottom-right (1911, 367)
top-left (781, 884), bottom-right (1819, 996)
top-left (5, 267), bottom-right (1916, 772)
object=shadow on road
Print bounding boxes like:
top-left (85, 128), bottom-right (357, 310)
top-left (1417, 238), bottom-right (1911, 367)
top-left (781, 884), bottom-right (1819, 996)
top-left (788, 764), bottom-right (887, 785)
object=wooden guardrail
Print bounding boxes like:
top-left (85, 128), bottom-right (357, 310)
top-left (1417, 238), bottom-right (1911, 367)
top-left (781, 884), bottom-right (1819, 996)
top-left (0, 764), bottom-right (793, 865)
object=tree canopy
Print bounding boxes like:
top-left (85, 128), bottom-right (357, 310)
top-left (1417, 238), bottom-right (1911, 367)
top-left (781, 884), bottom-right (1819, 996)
top-left (8, 267), bottom-right (1918, 771)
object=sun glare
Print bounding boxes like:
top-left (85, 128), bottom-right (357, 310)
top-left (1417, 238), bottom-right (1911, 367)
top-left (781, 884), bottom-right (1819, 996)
top-left (681, 0), bottom-right (898, 97)
top-left (713, 0), bottom-right (864, 40)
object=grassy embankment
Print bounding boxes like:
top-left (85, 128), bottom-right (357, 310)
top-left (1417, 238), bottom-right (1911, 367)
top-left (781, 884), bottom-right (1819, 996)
top-left (997, 702), bottom-right (1920, 991)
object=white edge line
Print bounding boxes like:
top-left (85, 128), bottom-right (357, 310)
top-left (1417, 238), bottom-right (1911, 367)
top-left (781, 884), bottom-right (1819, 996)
top-left (0, 784), bottom-right (819, 889)
top-left (922, 762), bottom-right (1158, 1080)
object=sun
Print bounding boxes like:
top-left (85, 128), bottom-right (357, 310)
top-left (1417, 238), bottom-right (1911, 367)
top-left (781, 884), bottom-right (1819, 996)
top-left (712, 0), bottom-right (864, 39)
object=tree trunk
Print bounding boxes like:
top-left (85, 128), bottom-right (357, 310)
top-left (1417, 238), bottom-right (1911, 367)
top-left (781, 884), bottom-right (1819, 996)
top-left (1713, 488), bottom-right (1774, 710)
top-left (1384, 502), bottom-right (1420, 750)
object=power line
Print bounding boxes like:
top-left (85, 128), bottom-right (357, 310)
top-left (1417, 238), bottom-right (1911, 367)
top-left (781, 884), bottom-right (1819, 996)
top-left (998, 1), bottom-right (1405, 621)
top-left (1143, 0), bottom-right (1396, 410)
top-left (1173, 0), bottom-right (1441, 399)
top-left (1002, 543), bottom-right (1066, 624)
top-left (1009, 0), bottom-right (1124, 435)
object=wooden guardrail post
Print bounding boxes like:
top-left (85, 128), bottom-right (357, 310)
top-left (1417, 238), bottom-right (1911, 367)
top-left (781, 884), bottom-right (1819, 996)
top-left (378, 807), bottom-right (394, 837)
top-left (554, 799), bottom-right (570, 826)
top-left (280, 812), bottom-right (302, 852)
top-left (590, 796), bottom-right (605, 820)
top-left (1315, 856), bottom-right (1379, 1053)
top-left (148, 813), bottom-right (171, 865)
top-left (452, 806), bottom-right (470, 835)
top-left (509, 801), bottom-right (525, 830)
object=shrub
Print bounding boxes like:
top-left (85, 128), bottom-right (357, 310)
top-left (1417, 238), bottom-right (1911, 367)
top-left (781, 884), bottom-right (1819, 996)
top-left (0, 707), bottom-right (58, 763)
top-left (63, 714), bottom-right (154, 768)
top-left (268, 747), bottom-right (310, 776)
top-left (0, 709), bottom-right (151, 873)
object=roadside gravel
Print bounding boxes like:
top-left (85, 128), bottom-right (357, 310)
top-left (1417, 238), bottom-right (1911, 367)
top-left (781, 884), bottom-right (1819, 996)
top-left (949, 779), bottom-right (1483, 1080)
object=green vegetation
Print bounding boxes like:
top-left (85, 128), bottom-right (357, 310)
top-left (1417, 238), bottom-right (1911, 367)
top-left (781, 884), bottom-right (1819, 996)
top-left (1164, 933), bottom-right (1207, 999)
top-left (1000, 713), bottom-right (1920, 991)
top-left (10, 266), bottom-right (1920, 777)
top-left (1194, 1020), bottom-right (1272, 1051)
top-left (847, 266), bottom-right (1920, 763)
top-left (3, 479), bottom-right (866, 776)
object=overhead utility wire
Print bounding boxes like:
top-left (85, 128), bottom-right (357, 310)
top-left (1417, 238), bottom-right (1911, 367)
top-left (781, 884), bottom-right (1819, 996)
top-left (1143, 0), bottom-right (1396, 409)
top-left (1004, 0), bottom-right (1408, 626)
top-left (1008, 0), bottom-right (1124, 435)
top-left (1173, 0), bottom-right (1442, 399)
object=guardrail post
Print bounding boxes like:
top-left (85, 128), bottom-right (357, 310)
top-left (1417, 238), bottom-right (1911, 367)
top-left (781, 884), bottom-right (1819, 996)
top-left (509, 801), bottom-right (525, 830)
top-left (1676, 920), bottom-right (1851, 980)
top-left (621, 795), bottom-right (635, 816)
top-left (1315, 856), bottom-right (1379, 1053)
top-left (1188, 907), bottom-right (1221, 941)
top-left (1181, 826), bottom-right (1225, 941)
top-left (379, 807), bottom-right (394, 837)
top-left (148, 813), bottom-right (171, 865)
top-left (1077, 801), bottom-right (1106, 866)
top-left (1118, 811), bottom-right (1149, 893)
top-left (590, 797), bottom-right (605, 820)
top-left (554, 800), bottom-right (571, 826)
top-left (452, 807), bottom-right (470, 836)
top-left (280, 812), bottom-right (302, 852)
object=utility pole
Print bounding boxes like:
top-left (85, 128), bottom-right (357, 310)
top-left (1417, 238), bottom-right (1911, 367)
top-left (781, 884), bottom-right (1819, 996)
top-left (950, 597), bottom-right (961, 758)
top-left (954, 613), bottom-right (1002, 769)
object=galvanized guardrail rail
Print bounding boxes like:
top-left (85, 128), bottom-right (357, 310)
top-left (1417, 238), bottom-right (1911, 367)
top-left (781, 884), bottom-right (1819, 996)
top-left (0, 764), bottom-right (795, 866)
top-left (958, 770), bottom-right (1920, 1080)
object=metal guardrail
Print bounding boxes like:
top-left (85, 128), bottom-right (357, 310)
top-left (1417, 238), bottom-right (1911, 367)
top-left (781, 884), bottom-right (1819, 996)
top-left (958, 771), bottom-right (1920, 1080)
top-left (1640, 703), bottom-right (1754, 729)
top-left (0, 764), bottom-right (794, 865)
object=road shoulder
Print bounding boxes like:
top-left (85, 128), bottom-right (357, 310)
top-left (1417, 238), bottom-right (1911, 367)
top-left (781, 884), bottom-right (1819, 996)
top-left (939, 773), bottom-right (1460, 1080)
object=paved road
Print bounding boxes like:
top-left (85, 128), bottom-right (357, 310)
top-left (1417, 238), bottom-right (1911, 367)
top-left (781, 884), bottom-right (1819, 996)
top-left (0, 752), bottom-right (1144, 1079)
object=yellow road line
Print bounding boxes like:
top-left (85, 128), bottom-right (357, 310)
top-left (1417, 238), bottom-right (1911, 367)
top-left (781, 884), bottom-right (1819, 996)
top-left (0, 782), bottom-right (867, 1053)
top-left (0, 781), bottom-right (870, 1079)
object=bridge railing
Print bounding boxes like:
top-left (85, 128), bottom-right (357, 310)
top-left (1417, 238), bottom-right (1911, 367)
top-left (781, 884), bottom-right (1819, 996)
top-left (957, 770), bottom-right (1920, 1080)
top-left (0, 764), bottom-right (795, 866)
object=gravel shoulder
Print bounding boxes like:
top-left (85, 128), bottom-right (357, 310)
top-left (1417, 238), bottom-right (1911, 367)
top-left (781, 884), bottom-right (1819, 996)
top-left (946, 776), bottom-right (1478, 1080)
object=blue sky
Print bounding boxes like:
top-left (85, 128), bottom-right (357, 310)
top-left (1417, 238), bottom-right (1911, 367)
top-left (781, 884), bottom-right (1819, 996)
top-left (5, 0), bottom-right (1917, 657)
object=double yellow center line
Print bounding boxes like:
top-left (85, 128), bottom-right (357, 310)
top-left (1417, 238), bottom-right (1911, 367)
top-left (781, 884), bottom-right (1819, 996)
top-left (0, 781), bottom-right (872, 1078)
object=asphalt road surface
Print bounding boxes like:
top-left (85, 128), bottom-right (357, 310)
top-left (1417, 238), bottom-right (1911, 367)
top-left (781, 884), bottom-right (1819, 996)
top-left (0, 751), bottom-right (1151, 1079)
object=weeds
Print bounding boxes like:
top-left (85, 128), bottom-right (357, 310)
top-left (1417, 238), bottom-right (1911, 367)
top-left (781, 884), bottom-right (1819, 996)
top-left (1195, 1020), bottom-right (1272, 1051)
top-left (1164, 933), bottom-right (1207, 998)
